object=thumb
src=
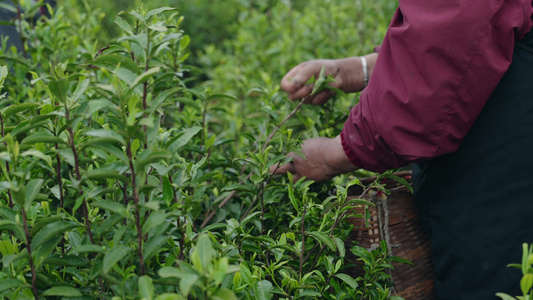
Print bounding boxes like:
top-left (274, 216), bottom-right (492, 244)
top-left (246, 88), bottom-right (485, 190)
top-left (270, 160), bottom-right (295, 176)
top-left (270, 153), bottom-right (297, 175)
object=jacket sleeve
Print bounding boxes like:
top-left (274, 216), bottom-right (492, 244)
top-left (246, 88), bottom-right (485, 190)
top-left (341, 0), bottom-right (533, 172)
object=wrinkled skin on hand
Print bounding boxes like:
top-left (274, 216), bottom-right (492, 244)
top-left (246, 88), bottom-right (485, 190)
top-left (270, 136), bottom-right (357, 182)
top-left (281, 59), bottom-right (345, 105)
top-left (275, 54), bottom-right (377, 182)
top-left (280, 53), bottom-right (378, 105)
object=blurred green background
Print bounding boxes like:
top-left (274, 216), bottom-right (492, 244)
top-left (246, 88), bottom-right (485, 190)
top-left (59, 0), bottom-right (397, 88)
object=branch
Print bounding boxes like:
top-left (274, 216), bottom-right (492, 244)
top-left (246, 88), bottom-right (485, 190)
top-left (201, 95), bottom-right (309, 228)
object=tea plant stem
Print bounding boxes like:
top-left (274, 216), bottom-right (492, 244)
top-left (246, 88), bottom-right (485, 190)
top-left (15, 4), bottom-right (28, 59)
top-left (240, 173), bottom-right (273, 222)
top-left (54, 143), bottom-right (64, 209)
top-left (142, 29), bottom-right (151, 150)
top-left (299, 205), bottom-right (307, 281)
top-left (54, 142), bottom-right (66, 253)
top-left (306, 186), bottom-right (374, 273)
top-left (3, 164), bottom-right (13, 209)
top-left (65, 108), bottom-right (95, 245)
top-left (168, 176), bottom-right (186, 260)
top-left (121, 183), bottom-right (128, 226)
top-left (0, 114), bottom-right (13, 208)
top-left (200, 172), bottom-right (253, 228)
top-left (21, 208), bottom-right (39, 300)
top-left (201, 95), bottom-right (309, 228)
top-left (126, 140), bottom-right (146, 275)
top-left (261, 95), bottom-right (308, 153)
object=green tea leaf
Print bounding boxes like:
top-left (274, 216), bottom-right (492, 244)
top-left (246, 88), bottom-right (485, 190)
top-left (86, 169), bottom-right (127, 181)
top-left (271, 244), bottom-right (298, 254)
top-left (521, 273), bottom-right (533, 296)
top-left (180, 273), bottom-right (199, 297)
top-left (0, 240), bottom-right (17, 256)
top-left (0, 279), bottom-right (29, 293)
top-left (71, 78), bottom-right (90, 102)
top-left (347, 198), bottom-right (375, 207)
top-left (115, 67), bottom-right (142, 95)
top-left (103, 245), bottom-right (132, 274)
top-left (143, 211), bottom-right (168, 234)
top-left (94, 54), bottom-right (140, 74)
top-left (139, 276), bottom-right (155, 300)
top-left (212, 288), bottom-right (238, 300)
top-left (90, 141), bottom-right (129, 163)
top-left (288, 186), bottom-right (299, 211)
top-left (495, 293), bottom-right (517, 300)
top-left (42, 286), bottom-right (82, 297)
top-left (221, 184), bottom-right (255, 193)
top-left (21, 150), bottom-right (52, 167)
top-left (85, 98), bottom-right (117, 116)
top-left (44, 254), bottom-right (88, 267)
top-left (388, 256), bottom-right (414, 266)
top-left (0, 65), bottom-right (7, 87)
top-left (33, 235), bottom-right (63, 269)
top-left (144, 235), bottom-right (168, 261)
top-left (308, 231), bottom-right (336, 252)
top-left (92, 201), bottom-right (130, 219)
top-left (334, 237), bottom-right (346, 258)
top-left (201, 223), bottom-right (226, 233)
top-left (155, 293), bottom-right (184, 300)
top-left (71, 244), bottom-right (105, 254)
top-left (252, 280), bottom-right (273, 300)
top-left (2, 250), bottom-right (29, 269)
top-left (159, 267), bottom-right (183, 278)
top-left (24, 179), bottom-right (43, 211)
top-left (130, 67), bottom-right (161, 90)
top-left (334, 273), bottom-right (359, 290)
top-left (195, 234), bottom-right (215, 271)
top-left (49, 78), bottom-right (70, 103)
top-left (31, 221), bottom-right (81, 250)
top-left (114, 15), bottom-right (133, 35)
top-left (168, 126), bottom-right (202, 153)
top-left (135, 151), bottom-right (171, 169)
top-left (384, 174), bottom-right (413, 193)
top-left (145, 7), bottom-right (179, 19)
top-left (2, 103), bottom-right (39, 119)
top-left (21, 133), bottom-right (65, 145)
top-left (162, 176), bottom-right (173, 205)
top-left (0, 207), bottom-right (17, 221)
top-left (149, 87), bottom-right (183, 115)
top-left (83, 129), bottom-right (126, 145)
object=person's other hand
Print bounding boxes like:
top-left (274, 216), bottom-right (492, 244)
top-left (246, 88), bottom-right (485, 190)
top-left (280, 53), bottom-right (378, 105)
top-left (270, 136), bottom-right (357, 182)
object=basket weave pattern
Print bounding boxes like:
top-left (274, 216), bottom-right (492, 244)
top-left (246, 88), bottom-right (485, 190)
top-left (346, 172), bottom-right (436, 300)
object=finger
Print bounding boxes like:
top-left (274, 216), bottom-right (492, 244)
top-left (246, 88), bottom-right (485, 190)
top-left (271, 160), bottom-right (302, 184)
top-left (310, 90), bottom-right (335, 105)
top-left (281, 65), bottom-right (305, 93)
top-left (287, 85), bottom-right (314, 101)
top-left (290, 64), bottom-right (319, 87)
top-left (270, 158), bottom-right (296, 175)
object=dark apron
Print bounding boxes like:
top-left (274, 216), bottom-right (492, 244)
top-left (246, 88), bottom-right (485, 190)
top-left (413, 28), bottom-right (533, 300)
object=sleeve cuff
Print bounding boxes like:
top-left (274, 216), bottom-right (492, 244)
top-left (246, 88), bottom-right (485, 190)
top-left (340, 130), bottom-right (363, 168)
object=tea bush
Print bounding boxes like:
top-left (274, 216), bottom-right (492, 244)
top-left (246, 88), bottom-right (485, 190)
top-left (199, 0), bottom-right (397, 182)
top-left (497, 244), bottom-right (533, 300)
top-left (0, 1), bottom-right (409, 299)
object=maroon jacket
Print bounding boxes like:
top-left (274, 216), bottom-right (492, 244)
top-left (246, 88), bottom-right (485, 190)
top-left (341, 0), bottom-right (533, 172)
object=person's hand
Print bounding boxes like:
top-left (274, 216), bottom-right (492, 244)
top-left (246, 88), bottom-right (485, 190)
top-left (270, 135), bottom-right (358, 182)
top-left (280, 53), bottom-right (378, 105)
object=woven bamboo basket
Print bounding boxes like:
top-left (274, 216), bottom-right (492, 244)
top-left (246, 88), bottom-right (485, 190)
top-left (345, 171), bottom-right (435, 299)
